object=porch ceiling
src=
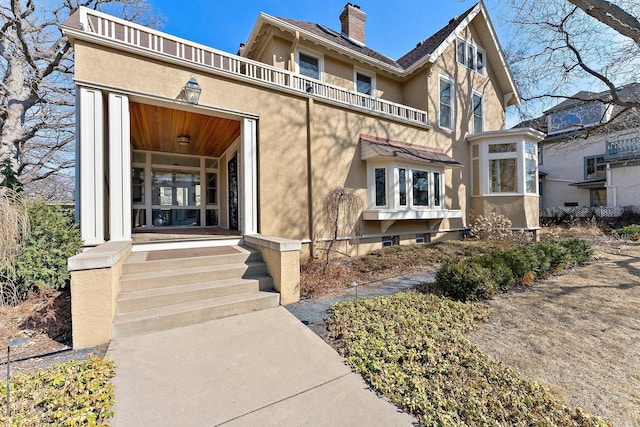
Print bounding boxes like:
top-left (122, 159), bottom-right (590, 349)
top-left (130, 102), bottom-right (241, 157)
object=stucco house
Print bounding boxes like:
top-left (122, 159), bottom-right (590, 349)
top-left (519, 83), bottom-right (640, 209)
top-left (63, 2), bottom-right (543, 347)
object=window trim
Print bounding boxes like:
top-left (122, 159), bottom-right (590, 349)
top-left (439, 74), bottom-right (455, 131)
top-left (584, 155), bottom-right (607, 181)
top-left (368, 162), bottom-right (445, 211)
top-left (295, 48), bottom-right (324, 81)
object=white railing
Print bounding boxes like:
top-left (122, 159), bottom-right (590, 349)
top-left (606, 136), bottom-right (640, 160)
top-left (75, 8), bottom-right (429, 126)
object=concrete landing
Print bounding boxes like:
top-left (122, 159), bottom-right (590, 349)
top-left (107, 307), bottom-right (416, 426)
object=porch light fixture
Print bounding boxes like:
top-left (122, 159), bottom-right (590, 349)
top-left (184, 76), bottom-right (202, 105)
top-left (177, 135), bottom-right (190, 146)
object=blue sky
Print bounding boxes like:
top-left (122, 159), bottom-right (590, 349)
top-left (147, 0), bottom-right (502, 60)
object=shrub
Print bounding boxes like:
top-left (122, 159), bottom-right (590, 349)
top-left (0, 189), bottom-right (29, 305)
top-left (613, 224), bottom-right (640, 241)
top-left (435, 239), bottom-right (593, 301)
top-left (470, 212), bottom-right (513, 241)
top-left (15, 199), bottom-right (83, 294)
top-left (435, 260), bottom-right (498, 301)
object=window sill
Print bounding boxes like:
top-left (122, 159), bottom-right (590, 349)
top-left (363, 209), bottom-right (462, 221)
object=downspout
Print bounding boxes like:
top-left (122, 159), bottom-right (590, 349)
top-left (290, 31), bottom-right (300, 71)
top-left (307, 97), bottom-right (315, 258)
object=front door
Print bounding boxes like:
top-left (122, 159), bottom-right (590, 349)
top-left (228, 153), bottom-right (239, 230)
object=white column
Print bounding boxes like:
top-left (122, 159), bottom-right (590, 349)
top-left (239, 117), bottom-right (258, 234)
top-left (108, 93), bottom-right (132, 241)
top-left (77, 87), bottom-right (105, 245)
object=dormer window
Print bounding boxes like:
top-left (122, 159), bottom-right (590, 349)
top-left (456, 38), bottom-right (485, 75)
top-left (547, 102), bottom-right (607, 134)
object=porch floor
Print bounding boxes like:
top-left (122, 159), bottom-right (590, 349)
top-left (132, 227), bottom-right (241, 244)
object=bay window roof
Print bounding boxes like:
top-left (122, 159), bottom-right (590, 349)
top-left (360, 135), bottom-right (462, 167)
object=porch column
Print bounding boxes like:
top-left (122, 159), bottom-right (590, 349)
top-left (108, 93), bottom-right (132, 241)
top-left (77, 86), bottom-right (105, 245)
top-left (240, 117), bottom-right (258, 234)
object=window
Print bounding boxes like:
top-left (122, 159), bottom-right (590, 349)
top-left (433, 172), bottom-right (441, 207)
top-left (412, 170), bottom-right (429, 206)
top-left (398, 168), bottom-right (407, 206)
top-left (439, 77), bottom-right (453, 129)
top-left (590, 189), bottom-right (606, 207)
top-left (525, 143), bottom-right (537, 194)
top-left (356, 72), bottom-right (372, 95)
top-left (548, 102), bottom-right (606, 133)
top-left (472, 93), bottom-right (483, 133)
top-left (375, 167), bottom-right (386, 206)
top-left (584, 155), bottom-right (606, 180)
top-left (488, 143), bottom-right (517, 193)
top-left (456, 38), bottom-right (485, 74)
top-left (298, 52), bottom-right (320, 80)
top-left (538, 143), bottom-right (543, 165)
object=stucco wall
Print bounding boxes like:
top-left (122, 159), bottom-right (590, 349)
top-left (611, 164), bottom-right (640, 206)
top-left (470, 195), bottom-right (539, 229)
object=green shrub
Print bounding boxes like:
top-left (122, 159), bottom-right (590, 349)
top-left (614, 224), bottom-right (640, 241)
top-left (15, 199), bottom-right (83, 294)
top-left (435, 260), bottom-right (498, 301)
top-left (435, 239), bottom-right (593, 301)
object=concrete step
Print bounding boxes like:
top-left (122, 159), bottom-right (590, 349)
top-left (119, 262), bottom-right (268, 292)
top-left (122, 245), bottom-right (261, 275)
top-left (112, 291), bottom-right (280, 338)
top-left (117, 275), bottom-right (274, 313)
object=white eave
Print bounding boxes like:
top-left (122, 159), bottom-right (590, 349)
top-left (466, 127), bottom-right (546, 143)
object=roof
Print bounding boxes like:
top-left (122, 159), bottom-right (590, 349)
top-left (276, 17), bottom-right (401, 68)
top-left (360, 135), bottom-right (462, 167)
top-left (397, 5), bottom-right (476, 69)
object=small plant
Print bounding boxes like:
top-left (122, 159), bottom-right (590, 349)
top-left (319, 187), bottom-right (363, 270)
top-left (0, 189), bottom-right (29, 305)
top-left (0, 158), bottom-right (23, 193)
top-left (614, 224), bottom-right (640, 241)
top-left (469, 212), bottom-right (513, 241)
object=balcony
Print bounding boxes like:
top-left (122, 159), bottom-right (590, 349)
top-left (605, 136), bottom-right (640, 162)
top-left (67, 8), bottom-right (430, 127)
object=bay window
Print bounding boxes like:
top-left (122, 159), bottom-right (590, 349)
top-left (368, 163), bottom-right (445, 210)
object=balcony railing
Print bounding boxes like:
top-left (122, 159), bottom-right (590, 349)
top-left (74, 8), bottom-right (429, 126)
top-left (605, 135), bottom-right (640, 161)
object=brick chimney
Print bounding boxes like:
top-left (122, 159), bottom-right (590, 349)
top-left (339, 3), bottom-right (366, 45)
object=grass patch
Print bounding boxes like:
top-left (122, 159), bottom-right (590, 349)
top-left (328, 293), bottom-right (609, 426)
top-left (0, 356), bottom-right (115, 426)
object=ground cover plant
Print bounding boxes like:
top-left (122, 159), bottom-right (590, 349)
top-left (434, 239), bottom-right (593, 301)
top-left (613, 224), bottom-right (640, 241)
top-left (0, 356), bottom-right (115, 426)
top-left (328, 292), bottom-right (609, 426)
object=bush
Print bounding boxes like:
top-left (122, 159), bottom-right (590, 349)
top-left (614, 224), bottom-right (640, 241)
top-left (435, 260), bottom-right (498, 301)
top-left (435, 239), bottom-right (593, 301)
top-left (15, 199), bottom-right (82, 294)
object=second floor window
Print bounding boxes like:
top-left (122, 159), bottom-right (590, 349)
top-left (585, 155), bottom-right (606, 180)
top-left (299, 52), bottom-right (320, 80)
top-left (356, 73), bottom-right (372, 95)
top-left (473, 93), bottom-right (483, 133)
top-left (439, 77), bottom-right (453, 130)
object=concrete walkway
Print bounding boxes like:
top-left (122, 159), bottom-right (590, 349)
top-left (107, 307), bottom-right (416, 426)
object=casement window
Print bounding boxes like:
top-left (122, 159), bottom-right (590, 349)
top-left (584, 155), bottom-right (606, 180)
top-left (470, 140), bottom-right (539, 196)
top-left (548, 102), bottom-right (607, 134)
top-left (297, 51), bottom-right (322, 80)
top-left (439, 77), bottom-right (453, 130)
top-left (368, 163), bottom-right (445, 210)
top-left (456, 38), bottom-right (485, 74)
top-left (472, 92), bottom-right (483, 133)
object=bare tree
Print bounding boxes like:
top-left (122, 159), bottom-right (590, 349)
top-left (499, 0), bottom-right (640, 120)
top-left (320, 187), bottom-right (363, 270)
top-left (0, 0), bottom-right (162, 199)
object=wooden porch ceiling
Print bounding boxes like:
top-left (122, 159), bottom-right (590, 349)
top-left (130, 102), bottom-right (241, 157)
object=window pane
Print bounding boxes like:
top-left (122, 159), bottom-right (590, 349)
top-left (299, 53), bottom-right (319, 79)
top-left (489, 143), bottom-right (516, 153)
top-left (434, 172), bottom-right (441, 207)
top-left (206, 173), bottom-right (217, 204)
top-left (472, 144), bottom-right (479, 158)
top-left (490, 158), bottom-right (517, 193)
top-left (152, 209), bottom-right (200, 227)
top-left (439, 79), bottom-right (452, 129)
top-left (456, 39), bottom-right (465, 64)
top-left (375, 168), bottom-right (386, 206)
top-left (476, 51), bottom-right (484, 74)
top-left (152, 171), bottom-right (201, 206)
top-left (467, 45), bottom-right (475, 69)
top-left (132, 209), bottom-right (146, 229)
top-left (399, 168), bottom-right (407, 206)
top-left (206, 209), bottom-right (219, 226)
top-left (356, 73), bottom-right (372, 95)
top-left (151, 153), bottom-right (199, 167)
top-left (591, 189), bottom-right (606, 207)
top-left (586, 156), bottom-right (606, 180)
top-left (132, 168), bottom-right (145, 204)
top-left (412, 170), bottom-right (429, 206)
top-left (473, 93), bottom-right (483, 133)
top-left (526, 157), bottom-right (537, 194)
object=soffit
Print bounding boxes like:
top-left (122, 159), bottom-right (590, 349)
top-left (130, 102), bottom-right (240, 157)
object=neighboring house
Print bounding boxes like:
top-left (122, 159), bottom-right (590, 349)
top-left (518, 84), bottom-right (640, 209)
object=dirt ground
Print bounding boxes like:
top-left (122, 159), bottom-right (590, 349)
top-left (469, 240), bottom-right (640, 427)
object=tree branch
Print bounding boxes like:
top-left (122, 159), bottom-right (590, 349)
top-left (567, 0), bottom-right (640, 46)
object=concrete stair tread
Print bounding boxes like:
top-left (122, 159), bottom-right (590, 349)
top-left (120, 261), bottom-right (266, 282)
top-left (118, 274), bottom-right (273, 301)
top-left (114, 291), bottom-right (279, 326)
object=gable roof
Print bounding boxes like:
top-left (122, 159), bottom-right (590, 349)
top-left (241, 2), bottom-right (519, 104)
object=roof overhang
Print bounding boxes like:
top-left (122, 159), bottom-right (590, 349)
top-left (570, 179), bottom-right (606, 189)
top-left (360, 134), bottom-right (462, 168)
top-left (466, 127), bottom-right (546, 143)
